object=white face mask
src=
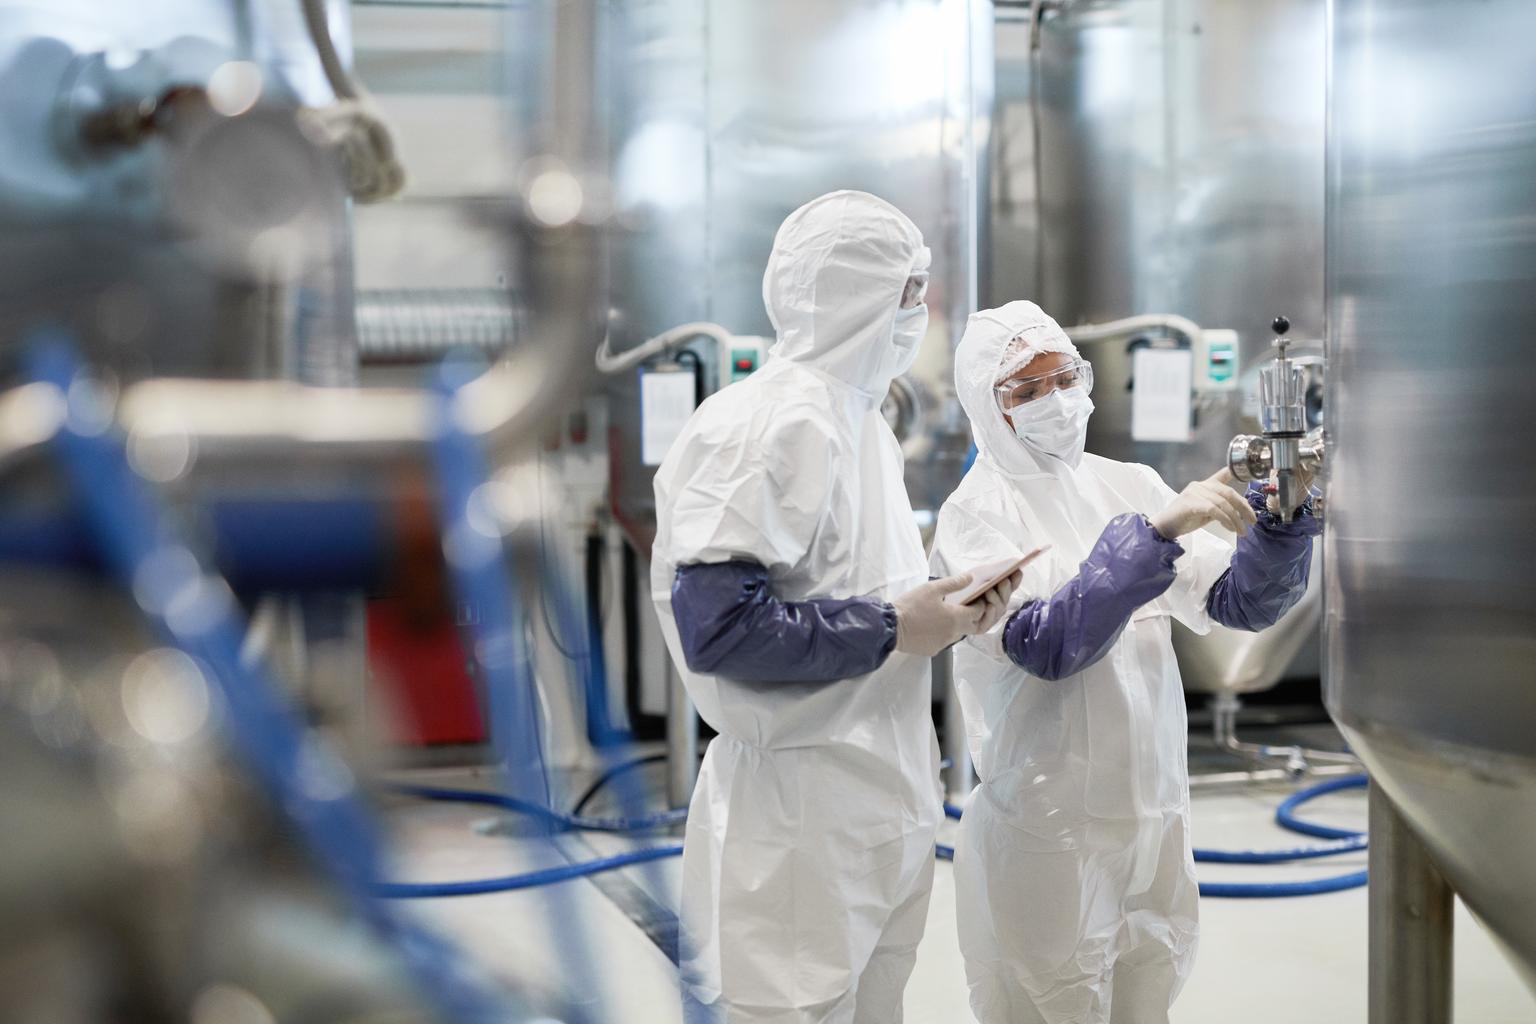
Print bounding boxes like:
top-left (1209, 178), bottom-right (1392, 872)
top-left (1007, 386), bottom-right (1094, 467)
top-left (883, 304), bottom-right (928, 380)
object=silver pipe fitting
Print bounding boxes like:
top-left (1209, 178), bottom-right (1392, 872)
top-left (1208, 694), bottom-right (1360, 779)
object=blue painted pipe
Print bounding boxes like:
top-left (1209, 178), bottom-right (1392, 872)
top-left (0, 496), bottom-right (391, 591)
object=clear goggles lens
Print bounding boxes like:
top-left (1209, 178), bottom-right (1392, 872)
top-left (994, 359), bottom-right (1094, 410)
top-left (900, 271), bottom-right (930, 310)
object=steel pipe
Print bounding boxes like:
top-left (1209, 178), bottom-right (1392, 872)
top-left (1369, 783), bottom-right (1453, 1024)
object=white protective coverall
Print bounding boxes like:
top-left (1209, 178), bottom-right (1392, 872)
top-left (651, 191), bottom-right (940, 1023)
top-left (931, 301), bottom-right (1235, 1024)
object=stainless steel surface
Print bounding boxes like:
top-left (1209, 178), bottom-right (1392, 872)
top-left (992, 0), bottom-right (1328, 694)
top-left (1325, 0), bottom-right (1536, 993)
top-left (1258, 353), bottom-right (1307, 437)
top-left (605, 0), bottom-right (992, 548)
top-left (1186, 761), bottom-right (1358, 791)
top-left (1227, 433), bottom-right (1272, 482)
top-left (1369, 784), bottom-right (1454, 1024)
top-left (993, 0), bottom-right (1326, 490)
top-left (1207, 693), bottom-right (1357, 776)
top-left (1245, 320), bottom-right (1310, 521)
top-left (1228, 425), bottom-right (1324, 485)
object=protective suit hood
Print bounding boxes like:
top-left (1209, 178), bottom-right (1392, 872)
top-left (764, 190), bottom-right (931, 400)
top-left (956, 300), bottom-right (1083, 478)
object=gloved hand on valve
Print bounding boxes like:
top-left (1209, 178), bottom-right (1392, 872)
top-left (891, 571), bottom-right (1022, 657)
top-left (1150, 467), bottom-right (1259, 539)
top-left (1264, 466), bottom-right (1317, 517)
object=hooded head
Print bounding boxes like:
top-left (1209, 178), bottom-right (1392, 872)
top-left (763, 190), bottom-right (931, 400)
top-left (956, 300), bottom-right (1092, 476)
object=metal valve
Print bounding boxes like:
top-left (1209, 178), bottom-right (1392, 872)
top-left (1226, 316), bottom-right (1323, 522)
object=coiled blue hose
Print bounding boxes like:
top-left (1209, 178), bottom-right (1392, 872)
top-left (1195, 774), bottom-right (1368, 898)
top-left (381, 776), bottom-right (1370, 900)
top-left (1276, 774), bottom-right (1370, 840)
top-left (1196, 867), bottom-right (1369, 899)
top-left (944, 776), bottom-right (1370, 897)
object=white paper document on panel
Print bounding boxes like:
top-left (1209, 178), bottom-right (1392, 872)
top-left (640, 370), bottom-right (698, 466)
top-left (1131, 347), bottom-right (1194, 443)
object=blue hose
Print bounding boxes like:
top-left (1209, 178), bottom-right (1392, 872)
top-left (1276, 774), bottom-right (1370, 840)
top-left (944, 775), bottom-right (1370, 897)
top-left (376, 844), bottom-right (685, 899)
top-left (1194, 773), bottom-right (1369, 898)
top-left (387, 782), bottom-right (687, 832)
top-left (379, 777), bottom-right (1370, 898)
top-left (1196, 869), bottom-right (1369, 899)
top-left (1192, 836), bottom-right (1365, 864)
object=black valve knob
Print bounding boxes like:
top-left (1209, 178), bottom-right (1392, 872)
top-left (1272, 315), bottom-right (1291, 337)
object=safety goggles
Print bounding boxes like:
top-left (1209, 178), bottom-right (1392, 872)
top-left (993, 358), bottom-right (1094, 410)
top-left (900, 271), bottom-right (930, 310)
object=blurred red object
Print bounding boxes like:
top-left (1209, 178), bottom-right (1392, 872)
top-left (368, 599), bottom-right (485, 745)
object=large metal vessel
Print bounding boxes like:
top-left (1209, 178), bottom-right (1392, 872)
top-left (992, 0), bottom-right (1328, 696)
top-left (604, 0), bottom-right (992, 547)
top-left (1325, 0), bottom-right (1536, 994)
top-left (992, 0), bottom-right (1325, 488)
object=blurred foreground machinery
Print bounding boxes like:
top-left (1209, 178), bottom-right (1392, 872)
top-left (0, 1), bottom-right (607, 1021)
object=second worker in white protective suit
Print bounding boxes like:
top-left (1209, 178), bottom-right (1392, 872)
top-left (931, 301), bottom-right (1322, 1024)
top-left (651, 191), bottom-right (1018, 1022)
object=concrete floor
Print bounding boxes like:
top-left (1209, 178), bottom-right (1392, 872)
top-left (386, 772), bottom-right (1536, 1023)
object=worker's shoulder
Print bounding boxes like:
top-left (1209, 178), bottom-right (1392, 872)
top-left (690, 368), bottom-right (839, 436)
top-left (934, 465), bottom-right (1013, 530)
top-left (674, 375), bottom-right (839, 465)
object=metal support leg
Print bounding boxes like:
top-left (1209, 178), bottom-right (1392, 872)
top-left (666, 661), bottom-right (698, 808)
top-left (1369, 782), bottom-right (1453, 1024)
top-left (937, 648), bottom-right (976, 802)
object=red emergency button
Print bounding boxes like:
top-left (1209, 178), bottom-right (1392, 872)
top-left (735, 358), bottom-right (754, 370)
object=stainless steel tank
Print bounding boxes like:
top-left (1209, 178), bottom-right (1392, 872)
top-left (605, 0), bottom-right (993, 547)
top-left (1325, 0), bottom-right (1536, 994)
top-left (993, 0), bottom-right (1325, 489)
top-left (992, 0), bottom-right (1328, 695)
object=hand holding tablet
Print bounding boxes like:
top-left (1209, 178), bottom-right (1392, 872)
top-left (944, 546), bottom-right (1050, 606)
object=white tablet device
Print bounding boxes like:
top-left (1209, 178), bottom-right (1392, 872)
top-left (944, 546), bottom-right (1050, 606)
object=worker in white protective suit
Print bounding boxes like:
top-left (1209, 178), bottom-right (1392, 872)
top-left (651, 191), bottom-right (1019, 1023)
top-left (931, 301), bottom-right (1321, 1024)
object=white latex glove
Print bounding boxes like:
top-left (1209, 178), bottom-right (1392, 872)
top-left (893, 574), bottom-right (997, 657)
top-left (1150, 468), bottom-right (1258, 539)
